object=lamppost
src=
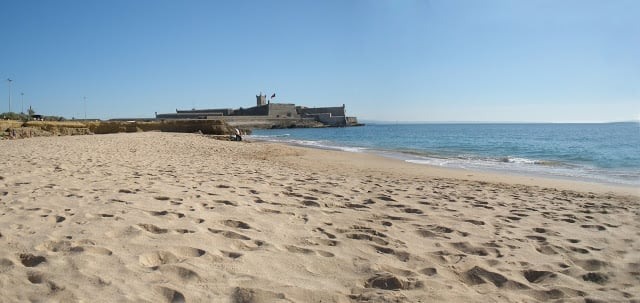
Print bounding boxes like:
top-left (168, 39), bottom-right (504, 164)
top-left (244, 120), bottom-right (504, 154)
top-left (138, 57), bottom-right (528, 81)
top-left (21, 92), bottom-right (24, 114)
top-left (6, 78), bottom-right (12, 113)
top-left (83, 96), bottom-right (87, 120)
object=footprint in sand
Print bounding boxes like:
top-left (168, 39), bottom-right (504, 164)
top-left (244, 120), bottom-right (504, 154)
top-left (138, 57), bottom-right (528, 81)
top-left (215, 200), bottom-right (238, 206)
top-left (580, 224), bottom-right (606, 231)
top-left (574, 259), bottom-right (609, 271)
top-left (419, 267), bottom-right (438, 276)
top-left (450, 242), bottom-right (492, 257)
top-left (523, 270), bottom-right (556, 283)
top-left (174, 229), bottom-right (195, 234)
top-left (137, 223), bottom-right (169, 234)
top-left (170, 247), bottom-right (206, 258)
top-left (231, 287), bottom-right (287, 303)
top-left (582, 272), bottom-right (609, 284)
top-left (371, 245), bottom-right (411, 262)
top-left (0, 258), bottom-right (15, 273)
top-left (463, 266), bottom-right (527, 289)
top-left (365, 272), bottom-right (423, 290)
top-left (208, 228), bottom-right (251, 240)
top-left (285, 245), bottom-right (315, 255)
top-left (464, 219), bottom-right (486, 226)
top-left (156, 286), bottom-right (186, 303)
top-left (221, 250), bottom-right (243, 259)
top-left (27, 271), bottom-right (45, 284)
top-left (302, 200), bottom-right (321, 207)
top-left (159, 265), bottom-right (201, 281)
top-left (415, 225), bottom-right (454, 239)
top-left (50, 215), bottom-right (66, 223)
top-left (19, 253), bottom-right (46, 267)
top-left (346, 233), bottom-right (388, 246)
top-left (280, 244), bottom-right (334, 258)
top-left (139, 251), bottom-right (179, 268)
top-left (74, 246), bottom-right (113, 255)
top-left (222, 220), bottom-right (251, 230)
top-left (316, 250), bottom-right (334, 257)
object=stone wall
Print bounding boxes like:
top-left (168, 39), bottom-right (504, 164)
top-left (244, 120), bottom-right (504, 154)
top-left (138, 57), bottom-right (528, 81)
top-left (219, 117), bottom-right (324, 129)
top-left (267, 103), bottom-right (299, 118)
top-left (313, 113), bottom-right (347, 126)
top-left (234, 104), bottom-right (269, 116)
top-left (298, 106), bottom-right (346, 117)
top-left (176, 108), bottom-right (233, 115)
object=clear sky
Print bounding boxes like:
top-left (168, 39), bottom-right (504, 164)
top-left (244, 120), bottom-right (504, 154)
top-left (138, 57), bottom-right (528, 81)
top-left (1, 0), bottom-right (638, 122)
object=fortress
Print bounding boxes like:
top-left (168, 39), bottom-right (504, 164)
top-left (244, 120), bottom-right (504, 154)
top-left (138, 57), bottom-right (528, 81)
top-left (155, 93), bottom-right (361, 128)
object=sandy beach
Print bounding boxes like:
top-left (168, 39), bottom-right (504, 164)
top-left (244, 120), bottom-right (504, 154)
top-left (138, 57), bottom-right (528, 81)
top-left (0, 132), bottom-right (638, 303)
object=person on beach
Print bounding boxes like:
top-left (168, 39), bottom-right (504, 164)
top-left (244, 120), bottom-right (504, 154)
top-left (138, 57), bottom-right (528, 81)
top-left (235, 128), bottom-right (242, 141)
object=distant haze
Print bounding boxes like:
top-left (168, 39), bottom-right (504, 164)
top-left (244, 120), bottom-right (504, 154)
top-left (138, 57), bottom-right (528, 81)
top-left (0, 1), bottom-right (638, 122)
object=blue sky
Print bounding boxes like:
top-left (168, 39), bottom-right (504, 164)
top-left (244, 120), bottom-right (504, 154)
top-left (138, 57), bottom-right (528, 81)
top-left (0, 0), bottom-right (638, 122)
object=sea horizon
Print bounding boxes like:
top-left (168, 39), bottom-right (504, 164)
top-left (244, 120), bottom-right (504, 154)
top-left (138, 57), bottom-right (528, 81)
top-left (360, 120), bottom-right (640, 125)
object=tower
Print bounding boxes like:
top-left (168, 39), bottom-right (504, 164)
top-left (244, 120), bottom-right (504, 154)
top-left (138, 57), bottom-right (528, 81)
top-left (256, 93), bottom-right (267, 107)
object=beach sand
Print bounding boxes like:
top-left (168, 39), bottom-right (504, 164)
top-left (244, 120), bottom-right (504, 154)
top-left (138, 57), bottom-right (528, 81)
top-left (0, 132), bottom-right (638, 302)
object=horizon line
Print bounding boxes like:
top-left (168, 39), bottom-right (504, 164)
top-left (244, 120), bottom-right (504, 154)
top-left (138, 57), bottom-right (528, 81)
top-left (360, 119), bottom-right (640, 124)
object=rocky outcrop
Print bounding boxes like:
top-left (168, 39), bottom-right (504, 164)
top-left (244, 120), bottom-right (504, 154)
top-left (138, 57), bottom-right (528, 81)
top-left (5, 127), bottom-right (92, 139)
top-left (85, 120), bottom-right (235, 135)
top-left (23, 121), bottom-right (92, 136)
top-left (1, 119), bottom-right (236, 139)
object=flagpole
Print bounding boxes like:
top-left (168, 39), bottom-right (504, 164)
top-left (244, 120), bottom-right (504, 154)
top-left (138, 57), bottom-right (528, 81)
top-left (7, 78), bottom-right (12, 113)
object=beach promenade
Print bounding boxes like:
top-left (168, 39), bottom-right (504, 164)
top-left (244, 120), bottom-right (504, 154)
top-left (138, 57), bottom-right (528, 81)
top-left (0, 132), bottom-right (638, 302)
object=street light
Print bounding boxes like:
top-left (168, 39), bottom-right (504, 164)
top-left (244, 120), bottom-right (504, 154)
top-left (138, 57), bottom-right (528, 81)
top-left (21, 92), bottom-right (24, 114)
top-left (83, 96), bottom-right (87, 120)
top-left (6, 78), bottom-right (12, 113)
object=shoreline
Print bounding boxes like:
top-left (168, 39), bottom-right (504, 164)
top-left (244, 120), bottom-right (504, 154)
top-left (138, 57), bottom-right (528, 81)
top-left (248, 123), bottom-right (640, 189)
top-left (249, 139), bottom-right (639, 197)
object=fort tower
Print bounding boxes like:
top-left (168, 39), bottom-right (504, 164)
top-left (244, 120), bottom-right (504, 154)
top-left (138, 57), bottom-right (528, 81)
top-left (256, 93), bottom-right (267, 107)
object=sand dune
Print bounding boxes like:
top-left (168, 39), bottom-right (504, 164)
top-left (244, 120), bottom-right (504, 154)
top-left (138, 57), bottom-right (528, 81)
top-left (0, 132), bottom-right (638, 302)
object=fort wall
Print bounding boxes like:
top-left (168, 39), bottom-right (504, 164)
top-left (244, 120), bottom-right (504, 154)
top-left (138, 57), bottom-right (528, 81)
top-left (155, 95), bottom-right (361, 128)
top-left (267, 103), bottom-right (299, 118)
top-left (298, 106), bottom-right (346, 117)
top-left (235, 105), bottom-right (269, 116)
top-left (176, 108), bottom-right (233, 115)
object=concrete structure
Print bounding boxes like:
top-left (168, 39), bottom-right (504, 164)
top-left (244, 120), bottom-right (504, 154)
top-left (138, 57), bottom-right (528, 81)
top-left (156, 94), bottom-right (361, 128)
top-left (256, 93), bottom-right (267, 106)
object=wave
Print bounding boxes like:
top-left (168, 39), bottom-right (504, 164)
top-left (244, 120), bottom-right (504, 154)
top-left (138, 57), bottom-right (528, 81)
top-left (249, 135), bottom-right (367, 153)
top-left (249, 134), bottom-right (291, 138)
top-left (406, 156), bottom-right (639, 186)
top-left (248, 133), bottom-right (640, 186)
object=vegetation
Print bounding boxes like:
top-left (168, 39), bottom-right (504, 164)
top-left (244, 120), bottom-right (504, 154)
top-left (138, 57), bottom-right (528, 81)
top-left (0, 111), bottom-right (66, 121)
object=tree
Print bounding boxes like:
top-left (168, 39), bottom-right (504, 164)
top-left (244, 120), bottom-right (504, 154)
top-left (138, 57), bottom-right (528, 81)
top-left (27, 106), bottom-right (35, 116)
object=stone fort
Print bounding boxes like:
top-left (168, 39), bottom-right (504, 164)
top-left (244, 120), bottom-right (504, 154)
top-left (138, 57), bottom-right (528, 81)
top-left (156, 93), bottom-right (360, 128)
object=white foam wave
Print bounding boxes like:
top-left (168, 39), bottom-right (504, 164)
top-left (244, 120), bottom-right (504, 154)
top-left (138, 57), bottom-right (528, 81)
top-left (250, 136), bottom-right (366, 153)
top-left (248, 134), bottom-right (290, 139)
top-left (406, 156), bottom-right (639, 186)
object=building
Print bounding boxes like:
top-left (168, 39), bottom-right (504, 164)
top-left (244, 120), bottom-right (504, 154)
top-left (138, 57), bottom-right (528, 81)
top-left (155, 93), bottom-right (361, 128)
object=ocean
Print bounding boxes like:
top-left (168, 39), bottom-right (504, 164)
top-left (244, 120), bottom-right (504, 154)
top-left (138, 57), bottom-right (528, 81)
top-left (249, 123), bottom-right (640, 186)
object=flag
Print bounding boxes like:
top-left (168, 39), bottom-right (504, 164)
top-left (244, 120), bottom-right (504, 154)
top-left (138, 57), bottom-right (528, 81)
top-left (271, 93), bottom-right (276, 99)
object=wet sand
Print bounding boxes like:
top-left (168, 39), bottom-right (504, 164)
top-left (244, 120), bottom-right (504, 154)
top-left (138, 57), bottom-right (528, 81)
top-left (0, 132), bottom-right (638, 302)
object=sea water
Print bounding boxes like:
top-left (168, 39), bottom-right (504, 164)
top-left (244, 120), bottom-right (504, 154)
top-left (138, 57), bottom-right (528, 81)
top-left (250, 123), bottom-right (640, 186)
